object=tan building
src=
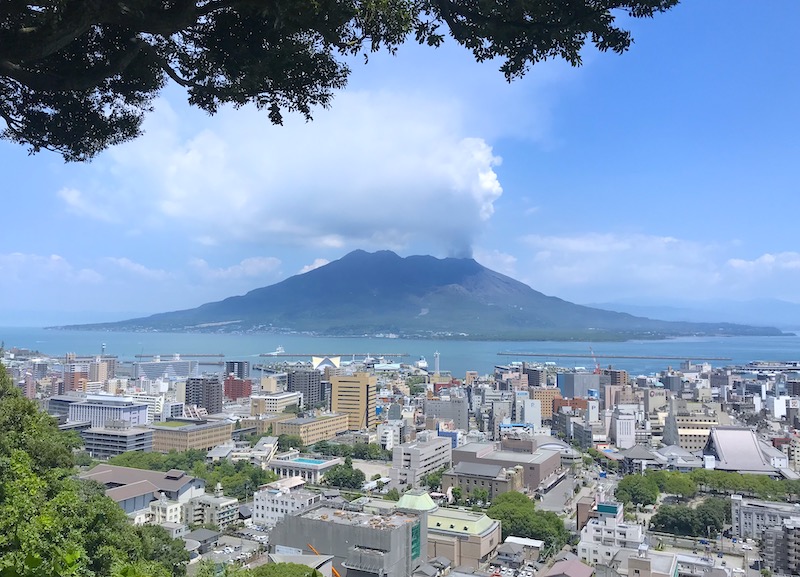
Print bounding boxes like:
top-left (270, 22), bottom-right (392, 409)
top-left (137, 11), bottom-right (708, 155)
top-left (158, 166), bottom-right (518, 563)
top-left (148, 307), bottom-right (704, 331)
top-left (151, 419), bottom-right (234, 452)
top-left (528, 387), bottom-right (562, 421)
top-left (442, 462), bottom-right (524, 500)
top-left (251, 391), bottom-right (302, 415)
top-left (273, 413), bottom-right (349, 445)
top-left (240, 413), bottom-right (295, 435)
top-left (330, 372), bottom-right (377, 430)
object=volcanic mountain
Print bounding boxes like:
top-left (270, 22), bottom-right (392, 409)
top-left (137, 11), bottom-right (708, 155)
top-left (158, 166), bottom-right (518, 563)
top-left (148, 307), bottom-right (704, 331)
top-left (68, 250), bottom-right (784, 340)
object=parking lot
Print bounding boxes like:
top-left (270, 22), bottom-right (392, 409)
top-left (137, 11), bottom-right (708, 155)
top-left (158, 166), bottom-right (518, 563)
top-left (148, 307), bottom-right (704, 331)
top-left (489, 564), bottom-right (537, 577)
top-left (188, 531), bottom-right (267, 575)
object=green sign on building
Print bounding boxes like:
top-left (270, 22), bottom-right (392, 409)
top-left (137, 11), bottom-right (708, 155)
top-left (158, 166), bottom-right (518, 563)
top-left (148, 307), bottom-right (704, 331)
top-left (411, 522), bottom-right (421, 559)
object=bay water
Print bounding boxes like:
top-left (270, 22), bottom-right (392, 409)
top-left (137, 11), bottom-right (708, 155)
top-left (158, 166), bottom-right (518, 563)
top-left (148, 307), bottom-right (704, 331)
top-left (2, 326), bottom-right (800, 378)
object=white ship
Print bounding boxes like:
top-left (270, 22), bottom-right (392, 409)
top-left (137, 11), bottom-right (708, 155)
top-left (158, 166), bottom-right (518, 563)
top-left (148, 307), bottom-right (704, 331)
top-left (415, 356), bottom-right (428, 369)
top-left (264, 346), bottom-right (285, 356)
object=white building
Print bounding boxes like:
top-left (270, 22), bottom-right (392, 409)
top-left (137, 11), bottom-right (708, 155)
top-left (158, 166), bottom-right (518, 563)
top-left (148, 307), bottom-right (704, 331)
top-left (67, 395), bottom-right (149, 427)
top-left (519, 399), bottom-right (542, 431)
top-left (612, 409), bottom-right (636, 450)
top-left (252, 476), bottom-right (322, 527)
top-left (378, 421), bottom-right (404, 450)
top-left (128, 393), bottom-right (165, 424)
top-left (182, 483), bottom-right (239, 530)
top-left (389, 432), bottom-right (452, 489)
top-left (578, 501), bottom-right (645, 565)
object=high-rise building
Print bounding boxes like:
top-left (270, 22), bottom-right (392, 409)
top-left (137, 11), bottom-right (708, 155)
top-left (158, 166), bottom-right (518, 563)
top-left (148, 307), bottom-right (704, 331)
top-left (287, 368), bottom-right (322, 408)
top-left (529, 386), bottom-right (562, 421)
top-left (185, 375), bottom-right (224, 414)
top-left (63, 353), bottom-right (89, 392)
top-left (557, 372), bottom-right (600, 399)
top-left (330, 372), bottom-right (377, 430)
top-left (224, 360), bottom-right (250, 380)
top-left (223, 375), bottom-right (252, 400)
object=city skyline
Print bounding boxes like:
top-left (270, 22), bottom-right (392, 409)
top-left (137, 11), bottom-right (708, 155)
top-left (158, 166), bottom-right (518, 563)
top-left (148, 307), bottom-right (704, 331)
top-left (2, 1), bottom-right (799, 325)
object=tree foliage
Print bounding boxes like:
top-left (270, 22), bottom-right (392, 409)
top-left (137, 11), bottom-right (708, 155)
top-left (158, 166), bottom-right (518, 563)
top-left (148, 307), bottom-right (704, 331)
top-left (486, 491), bottom-right (569, 553)
top-left (323, 456), bottom-right (366, 489)
top-left (0, 0), bottom-right (678, 160)
top-left (312, 440), bottom-right (391, 461)
top-left (650, 497), bottom-right (731, 538)
top-left (0, 366), bottom-right (188, 577)
top-left (109, 449), bottom-right (277, 500)
top-left (615, 474), bottom-right (659, 506)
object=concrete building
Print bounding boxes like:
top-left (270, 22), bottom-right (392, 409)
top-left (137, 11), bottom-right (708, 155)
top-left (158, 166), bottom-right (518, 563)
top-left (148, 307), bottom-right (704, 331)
top-left (529, 387), bottom-right (562, 421)
top-left (223, 375), bottom-right (252, 401)
top-left (67, 395), bottom-right (149, 427)
top-left (424, 395), bottom-right (470, 432)
top-left (267, 452), bottom-right (344, 483)
top-left (288, 368), bottom-right (323, 409)
top-left (183, 484), bottom-right (239, 530)
top-left (252, 477), bottom-right (323, 527)
top-left (578, 502), bottom-right (645, 566)
top-left (451, 442), bottom-right (561, 490)
top-left (610, 410), bottom-right (636, 450)
top-left (389, 434), bottom-right (453, 490)
top-left (150, 419), bottom-right (234, 452)
top-left (558, 373), bottom-right (601, 400)
top-left (441, 461), bottom-right (524, 501)
top-left (81, 420), bottom-right (154, 458)
top-left (273, 413), bottom-right (350, 445)
top-left (239, 412), bottom-right (295, 435)
top-left (330, 372), bottom-right (377, 430)
top-left (251, 391), bottom-right (303, 415)
top-left (393, 490), bottom-right (501, 569)
top-left (185, 375), bottom-right (224, 414)
top-left (224, 360), bottom-right (250, 380)
top-left (730, 494), bottom-right (800, 539)
top-left (269, 500), bottom-right (426, 577)
top-left (763, 517), bottom-right (800, 576)
top-left (63, 354), bottom-right (89, 392)
top-left (662, 400), bottom-right (730, 452)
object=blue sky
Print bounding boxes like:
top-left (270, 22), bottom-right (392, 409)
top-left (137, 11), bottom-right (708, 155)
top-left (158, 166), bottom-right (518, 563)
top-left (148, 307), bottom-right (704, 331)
top-left (2, 1), bottom-right (800, 326)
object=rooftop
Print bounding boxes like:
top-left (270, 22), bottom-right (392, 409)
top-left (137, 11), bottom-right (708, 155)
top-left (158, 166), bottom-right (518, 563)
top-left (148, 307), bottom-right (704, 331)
top-left (300, 505), bottom-right (418, 529)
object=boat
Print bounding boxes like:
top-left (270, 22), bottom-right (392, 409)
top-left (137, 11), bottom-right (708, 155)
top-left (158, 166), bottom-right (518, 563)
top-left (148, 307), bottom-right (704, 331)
top-left (264, 346), bottom-right (285, 356)
top-left (415, 356), bottom-right (428, 369)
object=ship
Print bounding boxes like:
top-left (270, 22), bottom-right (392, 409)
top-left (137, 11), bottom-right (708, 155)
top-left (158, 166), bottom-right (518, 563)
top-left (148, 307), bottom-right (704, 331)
top-left (264, 346), bottom-right (285, 356)
top-left (415, 356), bottom-right (428, 370)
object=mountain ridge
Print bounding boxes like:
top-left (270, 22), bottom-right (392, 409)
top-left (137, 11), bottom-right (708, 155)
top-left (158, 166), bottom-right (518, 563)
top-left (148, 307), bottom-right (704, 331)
top-left (61, 250), bottom-right (786, 340)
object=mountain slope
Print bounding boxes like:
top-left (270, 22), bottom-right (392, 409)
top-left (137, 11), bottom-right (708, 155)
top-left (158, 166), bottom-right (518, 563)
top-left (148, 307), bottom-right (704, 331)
top-left (65, 250), bottom-right (785, 339)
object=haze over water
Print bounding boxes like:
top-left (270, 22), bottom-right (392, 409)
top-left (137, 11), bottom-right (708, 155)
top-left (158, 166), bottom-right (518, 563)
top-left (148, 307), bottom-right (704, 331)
top-left (2, 327), bottom-right (799, 378)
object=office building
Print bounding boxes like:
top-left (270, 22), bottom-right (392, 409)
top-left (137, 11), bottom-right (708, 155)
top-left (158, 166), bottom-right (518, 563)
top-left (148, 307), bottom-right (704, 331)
top-left (185, 375), bottom-right (223, 414)
top-left (423, 395), bottom-right (469, 431)
top-left (442, 461), bottom-right (524, 501)
top-left (67, 395), bottom-right (149, 427)
top-left (529, 387), bottom-right (563, 421)
top-left (730, 494), bottom-right (800, 539)
top-left (273, 413), bottom-right (350, 445)
top-left (63, 354), bottom-right (89, 392)
top-left (251, 391), bottom-right (302, 415)
top-left (269, 500), bottom-right (426, 577)
top-left (330, 372), bottom-right (377, 430)
top-left (763, 517), bottom-right (800, 576)
top-left (389, 434), bottom-right (452, 489)
top-left (558, 372), bottom-right (600, 399)
top-left (224, 360), bottom-right (250, 380)
top-left (252, 477), bottom-right (323, 527)
top-left (183, 485), bottom-right (239, 530)
top-left (452, 442), bottom-right (561, 490)
top-left (150, 419), bottom-right (234, 452)
top-left (287, 368), bottom-right (323, 409)
top-left (81, 420), bottom-right (154, 458)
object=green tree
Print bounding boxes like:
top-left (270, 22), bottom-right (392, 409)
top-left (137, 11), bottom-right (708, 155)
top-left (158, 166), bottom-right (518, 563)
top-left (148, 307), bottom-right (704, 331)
top-left (486, 492), bottom-right (568, 552)
top-left (0, 1), bottom-right (677, 161)
top-left (277, 434), bottom-right (305, 452)
top-left (616, 474), bottom-right (659, 506)
top-left (249, 563), bottom-right (322, 577)
top-left (385, 488), bottom-right (401, 501)
top-left (324, 457), bottom-right (366, 489)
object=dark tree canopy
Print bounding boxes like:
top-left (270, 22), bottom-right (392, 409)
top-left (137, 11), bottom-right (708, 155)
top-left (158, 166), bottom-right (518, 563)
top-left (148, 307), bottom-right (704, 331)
top-left (0, 0), bottom-right (677, 161)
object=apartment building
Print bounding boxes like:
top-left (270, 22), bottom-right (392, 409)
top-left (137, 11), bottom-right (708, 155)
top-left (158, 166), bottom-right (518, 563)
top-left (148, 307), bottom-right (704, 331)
top-left (185, 375), bottom-right (224, 414)
top-left (252, 476), bottom-right (322, 526)
top-left (251, 391), bottom-right (302, 415)
top-left (529, 387), bottom-right (563, 421)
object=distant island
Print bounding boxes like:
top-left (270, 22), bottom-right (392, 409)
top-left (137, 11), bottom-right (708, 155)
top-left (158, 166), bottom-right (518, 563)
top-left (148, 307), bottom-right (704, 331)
top-left (58, 250), bottom-right (787, 341)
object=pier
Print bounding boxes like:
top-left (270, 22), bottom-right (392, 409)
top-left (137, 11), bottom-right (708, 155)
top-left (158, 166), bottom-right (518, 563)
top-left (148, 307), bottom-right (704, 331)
top-left (497, 352), bottom-right (732, 361)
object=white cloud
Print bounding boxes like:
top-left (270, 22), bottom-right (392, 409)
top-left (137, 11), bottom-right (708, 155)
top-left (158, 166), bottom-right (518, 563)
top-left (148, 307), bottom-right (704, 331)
top-left (0, 252), bottom-right (103, 287)
top-left (57, 187), bottom-right (115, 222)
top-left (104, 257), bottom-right (171, 280)
top-left (298, 258), bottom-right (330, 274)
top-left (189, 256), bottom-right (282, 281)
top-left (727, 252), bottom-right (800, 272)
top-left (473, 249), bottom-right (517, 277)
top-left (64, 83), bottom-right (506, 257)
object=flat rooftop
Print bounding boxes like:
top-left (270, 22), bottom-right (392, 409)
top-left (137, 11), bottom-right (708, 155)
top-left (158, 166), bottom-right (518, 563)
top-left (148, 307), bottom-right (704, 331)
top-left (301, 505), bottom-right (417, 529)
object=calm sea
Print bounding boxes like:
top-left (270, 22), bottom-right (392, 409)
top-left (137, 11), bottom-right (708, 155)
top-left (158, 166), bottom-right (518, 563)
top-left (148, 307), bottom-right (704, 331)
top-left (2, 327), bottom-right (800, 378)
